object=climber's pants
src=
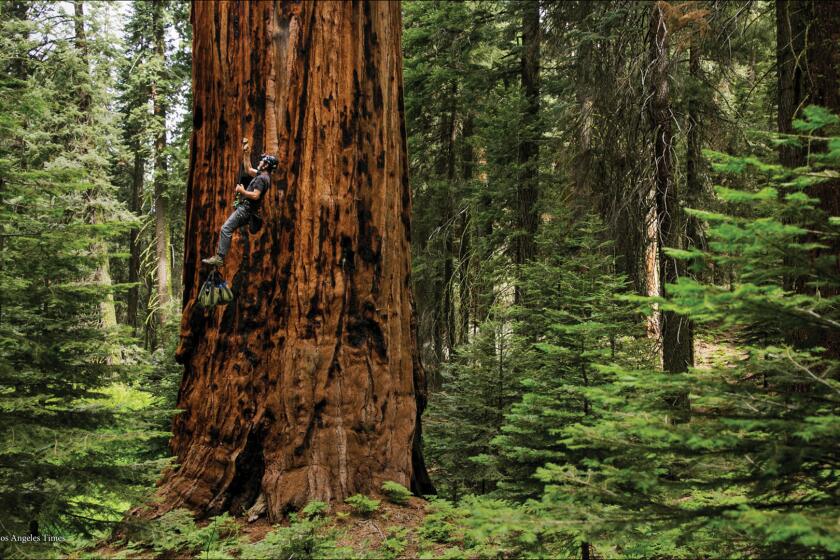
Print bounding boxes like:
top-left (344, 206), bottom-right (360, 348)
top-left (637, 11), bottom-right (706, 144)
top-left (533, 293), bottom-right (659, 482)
top-left (217, 206), bottom-right (251, 258)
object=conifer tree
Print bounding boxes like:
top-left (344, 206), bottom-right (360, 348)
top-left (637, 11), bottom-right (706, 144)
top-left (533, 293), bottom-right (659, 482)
top-left (403, 0), bottom-right (496, 373)
top-left (0, 4), bottom-right (161, 553)
top-left (491, 217), bottom-right (651, 500)
top-left (116, 0), bottom-right (190, 346)
top-left (424, 317), bottom-right (524, 500)
top-left (536, 107), bottom-right (840, 559)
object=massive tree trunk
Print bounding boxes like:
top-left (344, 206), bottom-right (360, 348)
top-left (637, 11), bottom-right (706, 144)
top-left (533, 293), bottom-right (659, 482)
top-left (152, 1), bottom-right (173, 328)
top-left (148, 0), bottom-right (432, 521)
top-left (648, 2), bottom-right (693, 375)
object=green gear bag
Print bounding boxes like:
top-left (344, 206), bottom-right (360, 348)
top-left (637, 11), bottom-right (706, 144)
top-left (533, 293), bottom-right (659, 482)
top-left (198, 278), bottom-right (215, 309)
top-left (217, 280), bottom-right (233, 304)
top-left (198, 270), bottom-right (233, 309)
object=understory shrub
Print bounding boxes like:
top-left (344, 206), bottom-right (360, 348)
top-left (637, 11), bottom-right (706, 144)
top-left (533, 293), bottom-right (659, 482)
top-left (382, 481), bottom-right (413, 505)
top-left (345, 494), bottom-right (380, 517)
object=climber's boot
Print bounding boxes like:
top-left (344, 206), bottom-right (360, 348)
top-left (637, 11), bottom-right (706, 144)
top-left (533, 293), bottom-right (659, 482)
top-left (202, 254), bottom-right (224, 267)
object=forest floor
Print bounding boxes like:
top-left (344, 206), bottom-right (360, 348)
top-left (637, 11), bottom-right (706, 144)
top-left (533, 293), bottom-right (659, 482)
top-left (694, 333), bottom-right (745, 369)
top-left (74, 338), bottom-right (742, 560)
top-left (79, 497), bottom-right (436, 559)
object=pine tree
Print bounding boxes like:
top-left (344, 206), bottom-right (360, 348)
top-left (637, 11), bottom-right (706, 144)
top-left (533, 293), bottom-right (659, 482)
top-left (115, 0), bottom-right (190, 347)
top-left (424, 316), bottom-right (524, 500)
top-left (0, 3), bottom-right (163, 553)
top-left (491, 217), bottom-right (651, 500)
top-left (536, 107), bottom-right (840, 559)
top-left (403, 0), bottom-right (497, 374)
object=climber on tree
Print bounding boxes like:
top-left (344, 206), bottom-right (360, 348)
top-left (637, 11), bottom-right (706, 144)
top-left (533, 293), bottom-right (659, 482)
top-left (202, 139), bottom-right (279, 267)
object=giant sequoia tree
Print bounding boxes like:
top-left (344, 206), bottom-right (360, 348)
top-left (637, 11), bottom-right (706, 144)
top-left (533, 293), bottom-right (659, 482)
top-left (147, 0), bottom-right (431, 521)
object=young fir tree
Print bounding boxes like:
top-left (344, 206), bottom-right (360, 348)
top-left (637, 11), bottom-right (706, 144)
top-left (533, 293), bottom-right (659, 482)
top-left (536, 107), bottom-right (840, 559)
top-left (424, 316), bottom-right (524, 500)
top-left (489, 216), bottom-right (651, 500)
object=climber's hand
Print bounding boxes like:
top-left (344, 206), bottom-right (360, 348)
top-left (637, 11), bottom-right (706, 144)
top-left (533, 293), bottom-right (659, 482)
top-left (235, 184), bottom-right (245, 194)
top-left (242, 140), bottom-right (257, 177)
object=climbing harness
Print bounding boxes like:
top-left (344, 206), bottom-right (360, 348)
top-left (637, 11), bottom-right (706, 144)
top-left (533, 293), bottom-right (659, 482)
top-left (198, 268), bottom-right (234, 309)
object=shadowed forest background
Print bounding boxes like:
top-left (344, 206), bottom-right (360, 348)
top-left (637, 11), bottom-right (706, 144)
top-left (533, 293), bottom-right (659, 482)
top-left (0, 0), bottom-right (838, 558)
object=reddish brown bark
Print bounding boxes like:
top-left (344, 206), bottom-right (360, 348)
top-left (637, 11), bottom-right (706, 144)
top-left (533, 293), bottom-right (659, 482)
top-left (148, 0), bottom-right (431, 521)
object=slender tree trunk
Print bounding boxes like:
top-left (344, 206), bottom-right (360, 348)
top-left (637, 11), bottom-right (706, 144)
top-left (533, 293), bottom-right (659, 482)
top-left (776, 0), bottom-right (809, 169)
top-left (475, 151), bottom-right (493, 330)
top-left (515, 0), bottom-right (540, 297)
top-left (678, 30), bottom-right (703, 374)
top-left (685, 33), bottom-right (704, 253)
top-left (456, 209), bottom-right (470, 344)
top-left (649, 1), bottom-right (692, 376)
top-left (573, 0), bottom-right (595, 212)
top-left (434, 83), bottom-right (458, 362)
top-left (142, 0), bottom-right (432, 521)
top-left (443, 112), bottom-right (457, 357)
top-left (457, 115), bottom-right (474, 344)
top-left (74, 1), bottom-right (118, 335)
top-left (128, 152), bottom-right (144, 330)
top-left (644, 2), bottom-right (662, 342)
top-left (643, 184), bottom-right (661, 341)
top-left (152, 1), bottom-right (173, 329)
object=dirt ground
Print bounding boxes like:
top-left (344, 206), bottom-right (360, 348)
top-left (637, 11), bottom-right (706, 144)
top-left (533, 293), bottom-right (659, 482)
top-left (82, 496), bottom-right (433, 559)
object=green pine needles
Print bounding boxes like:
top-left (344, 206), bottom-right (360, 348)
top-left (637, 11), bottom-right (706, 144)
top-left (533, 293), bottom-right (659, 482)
top-left (535, 109), bottom-right (840, 558)
top-left (0, 5), bottom-right (166, 556)
top-left (382, 481), bottom-right (413, 505)
top-left (345, 494), bottom-right (381, 517)
top-left (424, 110), bottom-right (839, 558)
top-left (491, 216), bottom-right (653, 500)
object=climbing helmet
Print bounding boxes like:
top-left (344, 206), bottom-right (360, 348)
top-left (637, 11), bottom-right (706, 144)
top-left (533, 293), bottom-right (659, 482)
top-left (260, 154), bottom-right (279, 172)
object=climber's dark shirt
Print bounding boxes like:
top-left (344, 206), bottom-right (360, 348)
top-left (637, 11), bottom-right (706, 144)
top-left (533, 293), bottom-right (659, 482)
top-left (244, 172), bottom-right (270, 212)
